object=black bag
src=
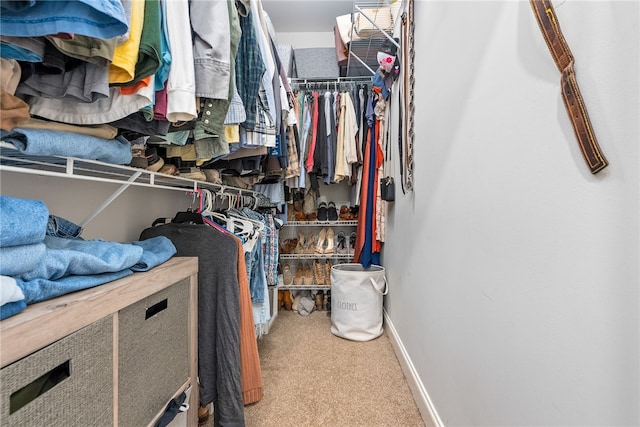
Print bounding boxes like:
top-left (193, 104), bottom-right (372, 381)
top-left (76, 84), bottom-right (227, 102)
top-left (380, 176), bottom-right (395, 202)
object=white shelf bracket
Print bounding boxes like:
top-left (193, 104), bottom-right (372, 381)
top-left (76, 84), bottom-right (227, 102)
top-left (349, 50), bottom-right (376, 75)
top-left (79, 171), bottom-right (143, 228)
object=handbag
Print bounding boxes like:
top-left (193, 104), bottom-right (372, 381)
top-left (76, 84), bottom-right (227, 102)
top-left (380, 176), bottom-right (395, 201)
top-left (380, 104), bottom-right (396, 202)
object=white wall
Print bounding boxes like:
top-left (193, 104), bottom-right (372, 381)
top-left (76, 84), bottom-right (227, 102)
top-left (276, 31), bottom-right (334, 48)
top-left (383, 1), bottom-right (639, 425)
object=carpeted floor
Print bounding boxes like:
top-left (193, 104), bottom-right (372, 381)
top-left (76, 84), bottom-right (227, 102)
top-left (239, 308), bottom-right (425, 427)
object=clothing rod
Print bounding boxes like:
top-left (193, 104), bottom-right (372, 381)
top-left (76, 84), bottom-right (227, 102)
top-left (288, 77), bottom-right (372, 84)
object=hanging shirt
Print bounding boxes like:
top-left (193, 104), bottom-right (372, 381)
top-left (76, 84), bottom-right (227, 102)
top-left (164, 0), bottom-right (197, 122)
top-left (109, 0), bottom-right (144, 84)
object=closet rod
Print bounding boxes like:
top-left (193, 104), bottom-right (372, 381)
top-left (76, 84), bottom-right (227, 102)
top-left (288, 77), bottom-right (373, 84)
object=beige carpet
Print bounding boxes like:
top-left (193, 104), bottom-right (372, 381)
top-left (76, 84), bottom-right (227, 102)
top-left (240, 308), bottom-right (425, 427)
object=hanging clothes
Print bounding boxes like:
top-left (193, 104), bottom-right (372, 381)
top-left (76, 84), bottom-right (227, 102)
top-left (354, 92), bottom-right (382, 268)
top-left (140, 223), bottom-right (246, 426)
top-left (234, 238), bottom-right (263, 405)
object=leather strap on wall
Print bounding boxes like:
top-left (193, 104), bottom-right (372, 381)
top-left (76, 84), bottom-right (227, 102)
top-left (529, 0), bottom-right (608, 174)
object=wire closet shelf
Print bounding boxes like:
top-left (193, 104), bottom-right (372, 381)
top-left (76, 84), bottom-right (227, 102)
top-left (0, 141), bottom-right (276, 209)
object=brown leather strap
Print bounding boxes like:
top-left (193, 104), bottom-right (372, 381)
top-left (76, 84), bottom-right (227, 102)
top-left (530, 0), bottom-right (608, 174)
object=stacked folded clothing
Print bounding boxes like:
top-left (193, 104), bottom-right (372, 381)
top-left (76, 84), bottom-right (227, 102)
top-left (0, 195), bottom-right (177, 320)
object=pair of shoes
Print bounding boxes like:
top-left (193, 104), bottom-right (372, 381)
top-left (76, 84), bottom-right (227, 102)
top-left (283, 290), bottom-right (293, 310)
top-left (294, 233), bottom-right (317, 254)
top-left (313, 259), bottom-right (325, 285)
top-left (282, 263), bottom-right (294, 286)
top-left (317, 201), bottom-right (339, 221)
top-left (348, 232), bottom-right (357, 256)
top-left (280, 238), bottom-right (298, 254)
top-left (339, 204), bottom-right (358, 220)
top-left (336, 232), bottom-right (348, 255)
top-left (313, 259), bottom-right (333, 286)
top-left (314, 228), bottom-right (335, 255)
top-left (293, 264), bottom-right (304, 286)
top-left (303, 264), bottom-right (314, 286)
top-left (304, 233), bottom-right (317, 254)
top-left (317, 202), bottom-right (328, 221)
top-left (294, 234), bottom-right (307, 254)
top-left (315, 291), bottom-right (324, 311)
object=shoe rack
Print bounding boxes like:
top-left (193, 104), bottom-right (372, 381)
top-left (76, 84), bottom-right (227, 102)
top-left (278, 219), bottom-right (358, 290)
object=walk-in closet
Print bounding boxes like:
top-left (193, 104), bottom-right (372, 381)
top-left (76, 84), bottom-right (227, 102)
top-left (1, 0), bottom-right (638, 426)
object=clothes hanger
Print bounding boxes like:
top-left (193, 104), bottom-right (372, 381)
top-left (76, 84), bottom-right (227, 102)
top-left (198, 189), bottom-right (230, 225)
top-left (152, 191), bottom-right (204, 225)
top-left (172, 192), bottom-right (204, 223)
top-left (228, 209), bottom-right (265, 233)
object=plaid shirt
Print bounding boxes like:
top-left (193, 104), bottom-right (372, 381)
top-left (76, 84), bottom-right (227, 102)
top-left (237, 11), bottom-right (265, 130)
top-left (284, 125), bottom-right (300, 179)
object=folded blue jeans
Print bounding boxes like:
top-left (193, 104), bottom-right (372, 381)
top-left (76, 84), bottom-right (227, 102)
top-left (46, 215), bottom-right (83, 240)
top-left (0, 195), bottom-right (48, 247)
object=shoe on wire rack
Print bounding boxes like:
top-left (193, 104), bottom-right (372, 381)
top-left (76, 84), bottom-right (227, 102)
top-left (293, 264), bottom-right (304, 286)
top-left (315, 291), bottom-right (324, 311)
top-left (336, 231), bottom-right (348, 255)
top-left (313, 259), bottom-right (325, 286)
top-left (282, 263), bottom-right (293, 286)
top-left (324, 261), bottom-right (332, 286)
top-left (317, 201), bottom-right (328, 221)
top-left (323, 228), bottom-right (335, 255)
top-left (348, 232), bottom-right (357, 256)
top-left (327, 201), bottom-right (338, 221)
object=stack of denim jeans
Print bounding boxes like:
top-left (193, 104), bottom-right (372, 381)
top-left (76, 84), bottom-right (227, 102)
top-left (0, 195), bottom-right (178, 320)
top-left (0, 195), bottom-right (49, 319)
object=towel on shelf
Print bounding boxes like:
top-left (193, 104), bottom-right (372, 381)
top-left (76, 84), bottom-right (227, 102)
top-left (0, 195), bottom-right (49, 247)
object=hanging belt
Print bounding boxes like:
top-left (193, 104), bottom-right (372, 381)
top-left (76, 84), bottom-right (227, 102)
top-left (529, 0), bottom-right (608, 174)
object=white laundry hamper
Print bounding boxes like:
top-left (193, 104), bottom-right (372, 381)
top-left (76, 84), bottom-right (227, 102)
top-left (330, 263), bottom-right (388, 341)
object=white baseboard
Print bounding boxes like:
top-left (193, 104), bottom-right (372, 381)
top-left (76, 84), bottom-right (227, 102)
top-left (384, 310), bottom-right (444, 427)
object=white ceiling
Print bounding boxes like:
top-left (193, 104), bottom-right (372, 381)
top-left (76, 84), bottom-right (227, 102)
top-left (262, 0), bottom-right (355, 33)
